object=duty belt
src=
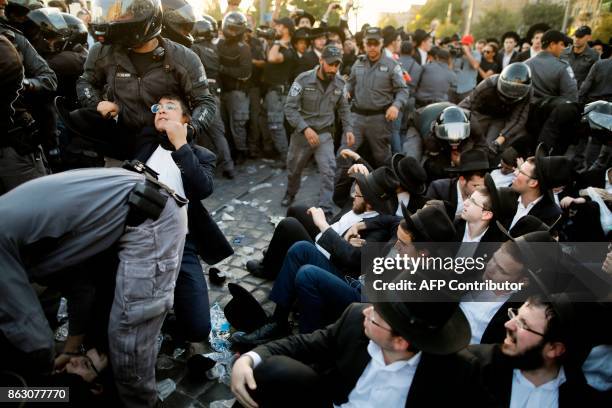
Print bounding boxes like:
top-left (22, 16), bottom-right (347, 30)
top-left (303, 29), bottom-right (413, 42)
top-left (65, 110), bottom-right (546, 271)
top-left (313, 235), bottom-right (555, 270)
top-left (351, 106), bottom-right (390, 116)
top-left (123, 160), bottom-right (188, 226)
top-left (311, 125), bottom-right (334, 135)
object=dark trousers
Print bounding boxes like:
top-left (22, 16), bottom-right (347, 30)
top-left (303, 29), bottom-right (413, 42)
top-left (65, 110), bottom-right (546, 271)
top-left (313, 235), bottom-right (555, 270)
top-left (261, 217), bottom-right (314, 279)
top-left (529, 100), bottom-right (580, 155)
top-left (245, 356), bottom-right (332, 408)
top-left (173, 236), bottom-right (211, 343)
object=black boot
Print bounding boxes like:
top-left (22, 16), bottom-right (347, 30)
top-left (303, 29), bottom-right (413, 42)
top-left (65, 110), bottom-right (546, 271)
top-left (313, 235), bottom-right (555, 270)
top-left (231, 321), bottom-right (290, 346)
top-left (246, 259), bottom-right (267, 278)
top-left (281, 193), bottom-right (295, 207)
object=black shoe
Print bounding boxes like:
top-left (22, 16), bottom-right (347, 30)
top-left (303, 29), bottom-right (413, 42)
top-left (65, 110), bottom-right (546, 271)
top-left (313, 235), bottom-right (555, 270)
top-left (231, 321), bottom-right (289, 346)
top-left (222, 169), bottom-right (235, 179)
top-left (246, 259), bottom-right (267, 278)
top-left (281, 193), bottom-right (295, 207)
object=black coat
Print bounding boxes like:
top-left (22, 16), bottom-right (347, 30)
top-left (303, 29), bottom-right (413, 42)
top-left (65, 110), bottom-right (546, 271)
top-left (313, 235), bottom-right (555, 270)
top-left (135, 133), bottom-right (233, 264)
top-left (295, 49), bottom-right (319, 77)
top-left (467, 344), bottom-right (606, 408)
top-left (503, 192), bottom-right (563, 229)
top-left (426, 177), bottom-right (459, 216)
top-left (254, 303), bottom-right (496, 407)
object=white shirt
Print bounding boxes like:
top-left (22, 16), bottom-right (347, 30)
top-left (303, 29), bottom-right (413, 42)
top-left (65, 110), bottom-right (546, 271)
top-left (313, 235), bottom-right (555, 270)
top-left (582, 344), bottom-right (612, 391)
top-left (490, 168), bottom-right (516, 188)
top-left (395, 192), bottom-right (411, 216)
top-left (146, 145), bottom-right (186, 199)
top-left (510, 367), bottom-right (566, 408)
top-left (530, 47), bottom-right (539, 59)
top-left (315, 210), bottom-right (378, 259)
top-left (509, 195), bottom-right (544, 229)
top-left (339, 341), bottom-right (422, 408)
top-left (462, 224), bottom-right (488, 243)
top-left (460, 291), bottom-right (510, 344)
top-left (605, 168), bottom-right (612, 194)
top-left (418, 47), bottom-right (428, 65)
top-left (455, 181), bottom-right (465, 217)
top-left (503, 52), bottom-right (513, 68)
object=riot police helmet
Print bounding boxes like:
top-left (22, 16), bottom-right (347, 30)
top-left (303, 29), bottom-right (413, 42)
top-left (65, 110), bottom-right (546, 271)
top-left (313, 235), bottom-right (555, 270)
top-left (161, 0), bottom-right (196, 47)
top-left (497, 62), bottom-right (532, 102)
top-left (89, 0), bottom-right (163, 48)
top-left (192, 16), bottom-right (216, 42)
top-left (221, 11), bottom-right (247, 40)
top-left (62, 12), bottom-right (88, 49)
top-left (26, 7), bottom-right (70, 53)
top-left (433, 105), bottom-right (471, 145)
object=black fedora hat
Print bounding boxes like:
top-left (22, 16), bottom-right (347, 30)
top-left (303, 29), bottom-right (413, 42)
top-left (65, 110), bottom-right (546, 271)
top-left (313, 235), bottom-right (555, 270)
top-left (326, 25), bottom-right (346, 44)
top-left (484, 173), bottom-right (503, 219)
top-left (534, 143), bottom-right (572, 193)
top-left (391, 153), bottom-right (427, 195)
top-left (375, 270), bottom-right (470, 355)
top-left (223, 283), bottom-right (268, 333)
top-left (350, 167), bottom-right (398, 214)
top-left (445, 149), bottom-right (497, 173)
top-left (292, 27), bottom-right (310, 43)
top-left (293, 10), bottom-right (315, 27)
top-left (309, 26), bottom-right (327, 39)
top-left (401, 203), bottom-right (457, 242)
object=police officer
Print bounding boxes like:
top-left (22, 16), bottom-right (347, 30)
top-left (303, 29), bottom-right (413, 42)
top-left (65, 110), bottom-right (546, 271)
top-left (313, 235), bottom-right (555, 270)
top-left (218, 11), bottom-right (252, 163)
top-left (76, 0), bottom-right (216, 160)
top-left (262, 16), bottom-right (298, 164)
top-left (336, 26), bottom-right (408, 170)
top-left (525, 29), bottom-right (579, 155)
top-left (191, 16), bottom-right (236, 178)
top-left (244, 25), bottom-right (267, 157)
top-left (283, 44), bottom-right (353, 212)
top-left (561, 25), bottom-right (599, 89)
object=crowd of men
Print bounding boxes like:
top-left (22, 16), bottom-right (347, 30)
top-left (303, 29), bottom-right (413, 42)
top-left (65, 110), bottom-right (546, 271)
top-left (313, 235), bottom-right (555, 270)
top-left (0, 0), bottom-right (610, 406)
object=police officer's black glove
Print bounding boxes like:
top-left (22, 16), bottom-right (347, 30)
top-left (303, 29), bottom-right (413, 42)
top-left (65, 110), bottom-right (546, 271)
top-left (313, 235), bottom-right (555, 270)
top-left (488, 140), bottom-right (502, 156)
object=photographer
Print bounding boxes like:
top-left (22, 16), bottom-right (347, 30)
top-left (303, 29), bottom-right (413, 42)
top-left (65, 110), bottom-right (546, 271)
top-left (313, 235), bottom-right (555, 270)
top-left (449, 34), bottom-right (481, 103)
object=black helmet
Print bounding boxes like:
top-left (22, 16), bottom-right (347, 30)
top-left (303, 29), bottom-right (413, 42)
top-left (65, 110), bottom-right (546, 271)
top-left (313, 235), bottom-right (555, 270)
top-left (61, 12), bottom-right (88, 49)
top-left (497, 62), bottom-right (532, 102)
top-left (222, 11), bottom-right (247, 40)
top-left (202, 14), bottom-right (218, 32)
top-left (26, 7), bottom-right (70, 53)
top-left (89, 0), bottom-right (162, 48)
top-left (433, 106), bottom-right (470, 146)
top-left (5, 0), bottom-right (43, 18)
top-left (192, 18), bottom-right (216, 42)
top-left (161, 0), bottom-right (196, 47)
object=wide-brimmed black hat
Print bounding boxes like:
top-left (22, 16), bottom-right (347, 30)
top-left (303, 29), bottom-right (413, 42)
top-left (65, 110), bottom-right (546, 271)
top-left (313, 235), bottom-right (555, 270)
top-left (507, 215), bottom-right (550, 237)
top-left (446, 149), bottom-right (497, 174)
top-left (401, 203), bottom-right (456, 242)
top-left (525, 23), bottom-right (551, 42)
top-left (292, 27), bottom-right (310, 43)
top-left (351, 167), bottom-right (398, 214)
top-left (292, 10), bottom-right (315, 27)
top-left (309, 26), bottom-right (327, 39)
top-left (375, 270), bottom-right (470, 355)
top-left (534, 143), bottom-right (571, 192)
top-left (391, 153), bottom-right (427, 195)
top-left (484, 173), bottom-right (504, 219)
top-left (413, 28), bottom-right (431, 46)
top-left (501, 31), bottom-right (520, 44)
top-left (327, 25), bottom-right (346, 43)
top-left (223, 283), bottom-right (268, 333)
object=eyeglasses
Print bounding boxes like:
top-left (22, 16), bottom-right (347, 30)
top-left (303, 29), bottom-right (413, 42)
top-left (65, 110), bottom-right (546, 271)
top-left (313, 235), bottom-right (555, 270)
top-left (365, 306), bottom-right (392, 331)
top-left (63, 346), bottom-right (101, 377)
top-left (468, 195), bottom-right (491, 212)
top-left (151, 103), bottom-right (179, 113)
top-left (516, 167), bottom-right (536, 180)
top-left (507, 308), bottom-right (545, 337)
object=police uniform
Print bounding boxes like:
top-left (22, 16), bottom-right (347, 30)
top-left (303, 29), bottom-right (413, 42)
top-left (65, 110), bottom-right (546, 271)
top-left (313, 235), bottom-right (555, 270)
top-left (218, 38), bottom-right (252, 156)
top-left (284, 46), bottom-right (352, 213)
top-left (191, 38), bottom-right (235, 174)
top-left (337, 27), bottom-right (409, 168)
top-left (561, 45), bottom-right (599, 89)
top-left (525, 45), bottom-right (579, 154)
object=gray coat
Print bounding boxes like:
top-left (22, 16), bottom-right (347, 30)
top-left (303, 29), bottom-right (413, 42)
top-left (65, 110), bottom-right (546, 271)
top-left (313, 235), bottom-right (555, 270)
top-left (415, 61), bottom-right (457, 104)
top-left (348, 54), bottom-right (409, 111)
top-left (76, 37), bottom-right (216, 137)
top-left (561, 45), bottom-right (599, 88)
top-left (579, 58), bottom-right (612, 104)
top-left (525, 51), bottom-right (578, 103)
top-left (284, 68), bottom-right (353, 134)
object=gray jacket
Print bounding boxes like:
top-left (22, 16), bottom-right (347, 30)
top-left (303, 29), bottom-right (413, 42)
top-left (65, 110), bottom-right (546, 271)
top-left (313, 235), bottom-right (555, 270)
top-left (415, 61), bottom-right (457, 104)
top-left (579, 59), bottom-right (612, 104)
top-left (398, 54), bottom-right (423, 93)
top-left (285, 68), bottom-right (352, 134)
top-left (76, 37), bottom-right (216, 137)
top-left (525, 51), bottom-right (578, 103)
top-left (561, 45), bottom-right (599, 88)
top-left (348, 54), bottom-right (409, 111)
top-left (0, 168), bottom-right (143, 364)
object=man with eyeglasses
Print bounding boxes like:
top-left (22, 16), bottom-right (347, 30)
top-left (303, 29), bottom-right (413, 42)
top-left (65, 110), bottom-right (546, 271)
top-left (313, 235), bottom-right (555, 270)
top-left (335, 26), bottom-right (409, 172)
top-left (231, 271), bottom-right (493, 408)
top-left (468, 296), bottom-right (604, 407)
top-left (282, 44), bottom-right (353, 212)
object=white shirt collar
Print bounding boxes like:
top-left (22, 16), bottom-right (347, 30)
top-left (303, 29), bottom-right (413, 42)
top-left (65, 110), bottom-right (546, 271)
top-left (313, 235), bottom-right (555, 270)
top-left (418, 48), bottom-right (428, 64)
top-left (605, 168), bottom-right (612, 194)
top-left (514, 366), bottom-right (567, 390)
top-left (455, 181), bottom-right (464, 216)
top-left (396, 192), bottom-right (411, 216)
top-left (367, 340), bottom-right (422, 371)
top-left (462, 224), bottom-right (489, 243)
top-left (518, 194), bottom-right (543, 210)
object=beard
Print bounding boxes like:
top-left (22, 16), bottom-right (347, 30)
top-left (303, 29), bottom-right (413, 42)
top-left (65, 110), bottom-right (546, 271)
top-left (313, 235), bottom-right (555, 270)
top-left (352, 200), bottom-right (367, 214)
top-left (323, 71), bottom-right (336, 80)
top-left (506, 338), bottom-right (546, 370)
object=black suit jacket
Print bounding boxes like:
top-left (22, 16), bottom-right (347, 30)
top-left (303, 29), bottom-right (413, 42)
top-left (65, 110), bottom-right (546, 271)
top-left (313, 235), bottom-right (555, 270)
top-left (254, 303), bottom-right (496, 407)
top-left (135, 134), bottom-right (233, 264)
top-left (467, 344), bottom-right (605, 408)
top-left (495, 50), bottom-right (519, 69)
top-left (295, 50), bottom-right (319, 77)
top-left (514, 49), bottom-right (531, 62)
top-left (504, 193), bottom-right (563, 229)
top-left (426, 177), bottom-right (459, 216)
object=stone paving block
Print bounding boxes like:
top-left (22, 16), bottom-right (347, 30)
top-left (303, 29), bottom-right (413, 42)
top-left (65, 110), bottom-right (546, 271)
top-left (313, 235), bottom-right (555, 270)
top-left (196, 382), bottom-right (235, 405)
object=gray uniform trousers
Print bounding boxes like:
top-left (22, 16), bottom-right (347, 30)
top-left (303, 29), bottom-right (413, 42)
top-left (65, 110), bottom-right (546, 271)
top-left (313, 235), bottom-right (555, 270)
top-left (198, 95), bottom-right (234, 171)
top-left (336, 112), bottom-right (393, 168)
top-left (0, 147), bottom-right (47, 195)
top-left (286, 131), bottom-right (336, 213)
top-left (265, 89), bottom-right (289, 159)
top-left (109, 194), bottom-right (188, 408)
top-left (221, 90), bottom-right (250, 152)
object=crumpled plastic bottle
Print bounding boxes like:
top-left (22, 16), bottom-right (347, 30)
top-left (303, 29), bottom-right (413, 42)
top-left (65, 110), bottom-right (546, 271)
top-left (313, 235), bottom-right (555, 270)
top-left (208, 303), bottom-right (235, 385)
top-left (54, 297), bottom-right (69, 341)
top-left (156, 378), bottom-right (176, 401)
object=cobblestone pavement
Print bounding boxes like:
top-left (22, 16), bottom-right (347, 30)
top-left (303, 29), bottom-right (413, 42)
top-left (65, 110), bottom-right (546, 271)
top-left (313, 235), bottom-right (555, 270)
top-left (156, 158), bottom-right (335, 407)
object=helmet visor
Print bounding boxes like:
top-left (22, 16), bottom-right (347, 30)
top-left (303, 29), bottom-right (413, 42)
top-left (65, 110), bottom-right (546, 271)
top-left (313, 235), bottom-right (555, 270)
top-left (91, 0), bottom-right (160, 25)
top-left (435, 122), bottom-right (470, 143)
top-left (164, 3), bottom-right (196, 33)
top-left (28, 8), bottom-right (69, 36)
top-left (498, 79), bottom-right (530, 101)
top-left (586, 111), bottom-right (612, 131)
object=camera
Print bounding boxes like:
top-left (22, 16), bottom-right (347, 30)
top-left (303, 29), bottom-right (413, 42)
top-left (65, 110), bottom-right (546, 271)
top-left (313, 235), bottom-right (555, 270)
top-left (447, 44), bottom-right (464, 58)
top-left (256, 27), bottom-right (276, 40)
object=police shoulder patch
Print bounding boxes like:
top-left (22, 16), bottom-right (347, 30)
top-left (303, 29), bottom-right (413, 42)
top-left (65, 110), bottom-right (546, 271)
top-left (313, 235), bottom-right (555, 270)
top-left (379, 65), bottom-right (389, 72)
top-left (289, 82), bottom-right (303, 96)
top-left (393, 64), bottom-right (402, 74)
top-left (566, 66), bottom-right (575, 79)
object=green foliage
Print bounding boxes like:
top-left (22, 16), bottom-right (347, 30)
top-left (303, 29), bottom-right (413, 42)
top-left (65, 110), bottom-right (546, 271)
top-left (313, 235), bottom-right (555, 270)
top-left (408, 0), bottom-right (463, 31)
top-left (378, 14), bottom-right (400, 28)
top-left (472, 6), bottom-right (520, 40)
top-left (520, 1), bottom-right (565, 32)
top-left (436, 22), bottom-right (460, 38)
top-left (593, 12), bottom-right (612, 41)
